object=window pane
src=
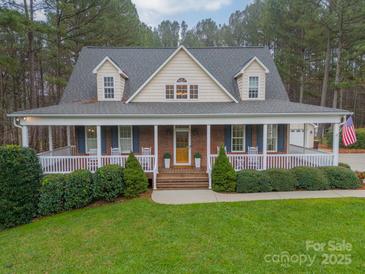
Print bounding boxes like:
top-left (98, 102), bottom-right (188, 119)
top-left (267, 124), bottom-right (278, 151)
top-left (249, 76), bottom-right (259, 98)
top-left (190, 85), bottom-right (198, 99)
top-left (119, 126), bottom-right (132, 152)
top-left (176, 85), bottom-right (188, 99)
top-left (232, 125), bottom-right (245, 152)
top-left (104, 76), bottom-right (114, 99)
top-left (176, 78), bottom-right (187, 83)
top-left (165, 85), bottom-right (174, 99)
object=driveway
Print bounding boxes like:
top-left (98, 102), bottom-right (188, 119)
top-left (339, 153), bottom-right (365, 171)
top-left (152, 189), bottom-right (365, 205)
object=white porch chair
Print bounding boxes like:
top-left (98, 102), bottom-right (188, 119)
top-left (248, 146), bottom-right (259, 169)
top-left (141, 147), bottom-right (152, 170)
top-left (87, 148), bottom-right (98, 171)
top-left (110, 147), bottom-right (121, 165)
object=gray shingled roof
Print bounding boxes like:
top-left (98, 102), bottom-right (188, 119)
top-left (61, 46), bottom-right (289, 103)
top-left (9, 100), bottom-right (349, 116)
top-left (8, 46), bottom-right (350, 117)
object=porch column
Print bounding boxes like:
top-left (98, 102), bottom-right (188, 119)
top-left (22, 125), bottom-right (29, 148)
top-left (303, 123), bottom-right (307, 153)
top-left (48, 126), bottom-right (53, 151)
top-left (66, 126), bottom-right (71, 147)
top-left (333, 123), bottom-right (340, 166)
top-left (207, 125), bottom-right (211, 189)
top-left (153, 125), bottom-right (158, 190)
top-left (97, 125), bottom-right (102, 167)
top-left (263, 124), bottom-right (267, 170)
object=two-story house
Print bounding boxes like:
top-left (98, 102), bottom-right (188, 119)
top-left (9, 46), bottom-right (349, 189)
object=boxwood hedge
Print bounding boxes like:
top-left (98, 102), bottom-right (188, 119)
top-left (0, 145), bottom-right (42, 229)
top-left (321, 166), bottom-right (362, 189)
top-left (236, 170), bottom-right (272, 193)
top-left (263, 169), bottom-right (297, 191)
top-left (38, 174), bottom-right (65, 216)
top-left (93, 165), bottom-right (124, 201)
top-left (291, 167), bottom-right (330, 190)
top-left (64, 169), bottom-right (93, 210)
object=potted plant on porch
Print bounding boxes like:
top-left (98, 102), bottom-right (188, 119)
top-left (164, 152), bottom-right (171, 169)
top-left (194, 152), bottom-right (201, 168)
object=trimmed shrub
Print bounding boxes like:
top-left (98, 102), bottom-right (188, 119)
top-left (212, 146), bottom-right (236, 192)
top-left (339, 162), bottom-right (351, 169)
top-left (123, 153), bottom-right (148, 198)
top-left (64, 169), bottom-right (93, 210)
top-left (236, 170), bottom-right (272, 193)
top-left (291, 167), bottom-right (330, 190)
top-left (264, 169), bottom-right (297, 191)
top-left (38, 174), bottom-right (65, 216)
top-left (0, 145), bottom-right (42, 229)
top-left (321, 166), bottom-right (362, 189)
top-left (326, 128), bottom-right (365, 149)
top-left (93, 165), bottom-right (124, 201)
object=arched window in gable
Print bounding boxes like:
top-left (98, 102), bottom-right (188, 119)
top-left (176, 78), bottom-right (188, 99)
top-left (165, 78), bottom-right (198, 100)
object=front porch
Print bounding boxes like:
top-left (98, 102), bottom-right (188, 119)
top-left (19, 122), bottom-right (340, 190)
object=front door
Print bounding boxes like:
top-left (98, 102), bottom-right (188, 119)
top-left (174, 126), bottom-right (191, 165)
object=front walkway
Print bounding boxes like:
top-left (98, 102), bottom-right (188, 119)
top-left (152, 189), bottom-right (365, 204)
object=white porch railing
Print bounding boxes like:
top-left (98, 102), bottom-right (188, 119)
top-left (39, 154), bottom-right (155, 174)
top-left (209, 153), bottom-right (334, 171)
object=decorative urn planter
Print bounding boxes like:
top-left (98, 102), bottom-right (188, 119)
top-left (194, 152), bottom-right (201, 168)
top-left (164, 152), bottom-right (171, 169)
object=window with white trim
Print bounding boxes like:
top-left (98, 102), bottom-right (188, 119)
top-left (119, 126), bottom-right (132, 153)
top-left (165, 85), bottom-right (174, 99)
top-left (165, 78), bottom-right (198, 100)
top-left (85, 126), bottom-right (97, 153)
top-left (231, 125), bottom-right (245, 152)
top-left (104, 76), bottom-right (114, 99)
top-left (190, 85), bottom-right (198, 99)
top-left (267, 124), bottom-right (278, 152)
top-left (248, 76), bottom-right (259, 98)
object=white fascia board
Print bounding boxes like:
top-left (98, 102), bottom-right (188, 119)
top-left (126, 45), bottom-right (238, 103)
top-left (92, 56), bottom-right (128, 79)
top-left (18, 113), bottom-right (343, 126)
top-left (234, 56), bottom-right (270, 78)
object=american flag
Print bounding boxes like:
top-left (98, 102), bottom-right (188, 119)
top-left (342, 116), bottom-right (357, 146)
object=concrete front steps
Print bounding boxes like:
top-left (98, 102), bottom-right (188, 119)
top-left (157, 167), bottom-right (209, 189)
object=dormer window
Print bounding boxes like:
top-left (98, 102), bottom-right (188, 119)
top-left (104, 76), bottom-right (114, 99)
top-left (165, 78), bottom-right (199, 100)
top-left (248, 76), bottom-right (259, 98)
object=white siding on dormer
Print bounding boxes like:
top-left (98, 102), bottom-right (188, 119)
top-left (96, 60), bottom-right (125, 101)
top-left (132, 50), bottom-right (232, 102)
top-left (239, 60), bottom-right (266, 100)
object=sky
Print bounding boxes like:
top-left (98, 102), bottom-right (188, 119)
top-left (131, 0), bottom-right (253, 28)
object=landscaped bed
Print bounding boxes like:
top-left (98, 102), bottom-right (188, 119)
top-left (0, 197), bottom-right (364, 273)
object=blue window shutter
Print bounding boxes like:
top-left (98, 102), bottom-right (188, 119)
top-left (111, 126), bottom-right (118, 148)
top-left (278, 124), bottom-right (286, 152)
top-left (245, 125), bottom-right (252, 151)
top-left (101, 126), bottom-right (106, 154)
top-left (256, 125), bottom-right (263, 153)
top-left (133, 126), bottom-right (140, 153)
top-left (75, 126), bottom-right (85, 154)
top-left (224, 125), bottom-right (231, 152)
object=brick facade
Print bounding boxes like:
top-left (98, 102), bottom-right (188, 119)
top-left (96, 124), bottom-right (289, 167)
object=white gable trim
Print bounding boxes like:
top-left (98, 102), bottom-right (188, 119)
top-left (234, 56), bottom-right (270, 78)
top-left (92, 56), bottom-right (128, 79)
top-left (126, 45), bottom-right (238, 103)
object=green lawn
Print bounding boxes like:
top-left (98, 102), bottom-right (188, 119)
top-left (1, 198), bottom-right (364, 273)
